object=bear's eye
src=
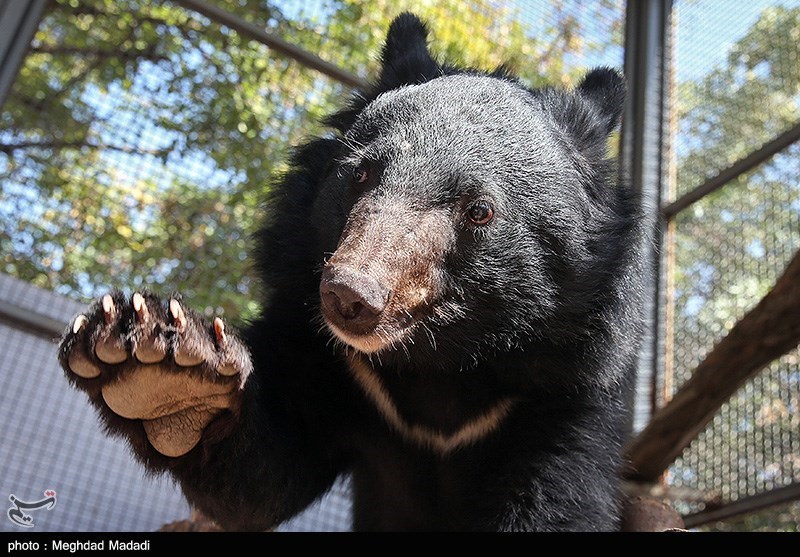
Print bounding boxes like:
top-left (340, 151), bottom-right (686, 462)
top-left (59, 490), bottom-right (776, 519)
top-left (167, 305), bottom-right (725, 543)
top-left (467, 200), bottom-right (494, 225)
top-left (352, 165), bottom-right (369, 184)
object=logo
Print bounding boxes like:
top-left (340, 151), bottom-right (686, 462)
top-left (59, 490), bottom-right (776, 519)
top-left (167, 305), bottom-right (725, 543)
top-left (7, 490), bottom-right (57, 528)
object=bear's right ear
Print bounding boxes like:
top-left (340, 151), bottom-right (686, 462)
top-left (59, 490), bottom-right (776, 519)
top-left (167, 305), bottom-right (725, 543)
top-left (377, 13), bottom-right (441, 91)
top-left (575, 67), bottom-right (626, 135)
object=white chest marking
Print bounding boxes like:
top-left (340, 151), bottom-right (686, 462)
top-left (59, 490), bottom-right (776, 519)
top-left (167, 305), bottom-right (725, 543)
top-left (347, 355), bottom-right (516, 454)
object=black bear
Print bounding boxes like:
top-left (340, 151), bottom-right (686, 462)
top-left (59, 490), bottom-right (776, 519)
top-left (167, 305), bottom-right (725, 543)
top-left (58, 13), bottom-right (644, 531)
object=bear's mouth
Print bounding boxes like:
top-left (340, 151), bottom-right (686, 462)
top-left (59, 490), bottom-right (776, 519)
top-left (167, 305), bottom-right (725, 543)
top-left (321, 317), bottom-right (415, 354)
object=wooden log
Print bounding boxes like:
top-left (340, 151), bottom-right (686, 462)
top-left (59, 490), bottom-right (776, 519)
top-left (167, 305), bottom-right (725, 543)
top-left (626, 249), bottom-right (800, 481)
top-left (620, 496), bottom-right (686, 532)
top-left (622, 481), bottom-right (720, 505)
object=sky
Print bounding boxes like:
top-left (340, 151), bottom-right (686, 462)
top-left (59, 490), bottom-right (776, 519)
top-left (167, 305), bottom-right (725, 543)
top-left (675, 0), bottom-right (800, 82)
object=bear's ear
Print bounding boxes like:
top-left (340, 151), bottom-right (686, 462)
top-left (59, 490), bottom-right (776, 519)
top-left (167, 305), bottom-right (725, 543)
top-left (377, 13), bottom-right (440, 90)
top-left (575, 67), bottom-right (626, 135)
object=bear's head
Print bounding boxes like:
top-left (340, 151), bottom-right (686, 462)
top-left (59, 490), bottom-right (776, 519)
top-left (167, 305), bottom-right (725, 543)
top-left (313, 13), bottom-right (643, 386)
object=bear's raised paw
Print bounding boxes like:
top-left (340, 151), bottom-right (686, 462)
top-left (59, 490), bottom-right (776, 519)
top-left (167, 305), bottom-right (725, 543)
top-left (58, 291), bottom-right (252, 457)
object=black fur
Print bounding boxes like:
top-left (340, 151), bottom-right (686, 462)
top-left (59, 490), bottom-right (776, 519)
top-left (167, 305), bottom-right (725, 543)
top-left (60, 13), bottom-right (644, 531)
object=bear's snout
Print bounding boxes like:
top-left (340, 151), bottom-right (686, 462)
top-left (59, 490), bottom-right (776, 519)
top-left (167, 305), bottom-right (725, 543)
top-left (320, 265), bottom-right (390, 332)
top-left (318, 201), bottom-right (452, 352)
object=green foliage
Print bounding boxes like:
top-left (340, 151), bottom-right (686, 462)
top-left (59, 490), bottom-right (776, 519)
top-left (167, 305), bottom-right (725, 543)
top-left (0, 0), bottom-right (622, 318)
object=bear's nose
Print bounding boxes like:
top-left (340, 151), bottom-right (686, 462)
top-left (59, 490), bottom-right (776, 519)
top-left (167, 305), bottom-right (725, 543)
top-left (320, 265), bottom-right (390, 329)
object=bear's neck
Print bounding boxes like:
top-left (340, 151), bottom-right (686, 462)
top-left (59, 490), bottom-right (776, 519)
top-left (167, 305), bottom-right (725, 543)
top-left (345, 352), bottom-right (516, 454)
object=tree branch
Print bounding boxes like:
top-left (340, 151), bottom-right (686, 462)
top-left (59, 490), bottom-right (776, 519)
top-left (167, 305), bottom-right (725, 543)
top-left (0, 139), bottom-right (173, 157)
top-left (30, 45), bottom-right (167, 62)
top-left (63, 3), bottom-right (205, 39)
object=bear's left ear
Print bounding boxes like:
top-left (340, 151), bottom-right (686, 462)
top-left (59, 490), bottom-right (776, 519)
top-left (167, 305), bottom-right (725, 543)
top-left (377, 13), bottom-right (441, 91)
top-left (575, 67), bottom-right (626, 135)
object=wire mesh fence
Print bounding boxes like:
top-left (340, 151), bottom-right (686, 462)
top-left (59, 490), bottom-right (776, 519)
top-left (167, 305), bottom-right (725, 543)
top-left (0, 273), bottom-right (191, 532)
top-left (671, 1), bottom-right (800, 198)
top-left (662, 0), bottom-right (800, 528)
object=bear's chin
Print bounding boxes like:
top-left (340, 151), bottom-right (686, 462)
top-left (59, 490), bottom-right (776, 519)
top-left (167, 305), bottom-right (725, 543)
top-left (323, 319), bottom-right (414, 355)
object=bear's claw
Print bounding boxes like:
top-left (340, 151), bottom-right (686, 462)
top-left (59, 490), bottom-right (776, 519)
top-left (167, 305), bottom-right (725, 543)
top-left (68, 315), bottom-right (102, 378)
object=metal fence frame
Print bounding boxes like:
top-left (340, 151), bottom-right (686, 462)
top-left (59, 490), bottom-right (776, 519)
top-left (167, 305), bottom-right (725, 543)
top-left (0, 0), bottom-right (48, 107)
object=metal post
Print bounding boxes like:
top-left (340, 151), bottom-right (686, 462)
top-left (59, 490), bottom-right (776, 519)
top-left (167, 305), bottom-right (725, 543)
top-left (620, 0), bottom-right (673, 434)
top-left (0, 0), bottom-right (49, 109)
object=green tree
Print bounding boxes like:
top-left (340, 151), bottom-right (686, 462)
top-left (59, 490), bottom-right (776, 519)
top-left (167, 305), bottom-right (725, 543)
top-left (0, 0), bottom-right (622, 318)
